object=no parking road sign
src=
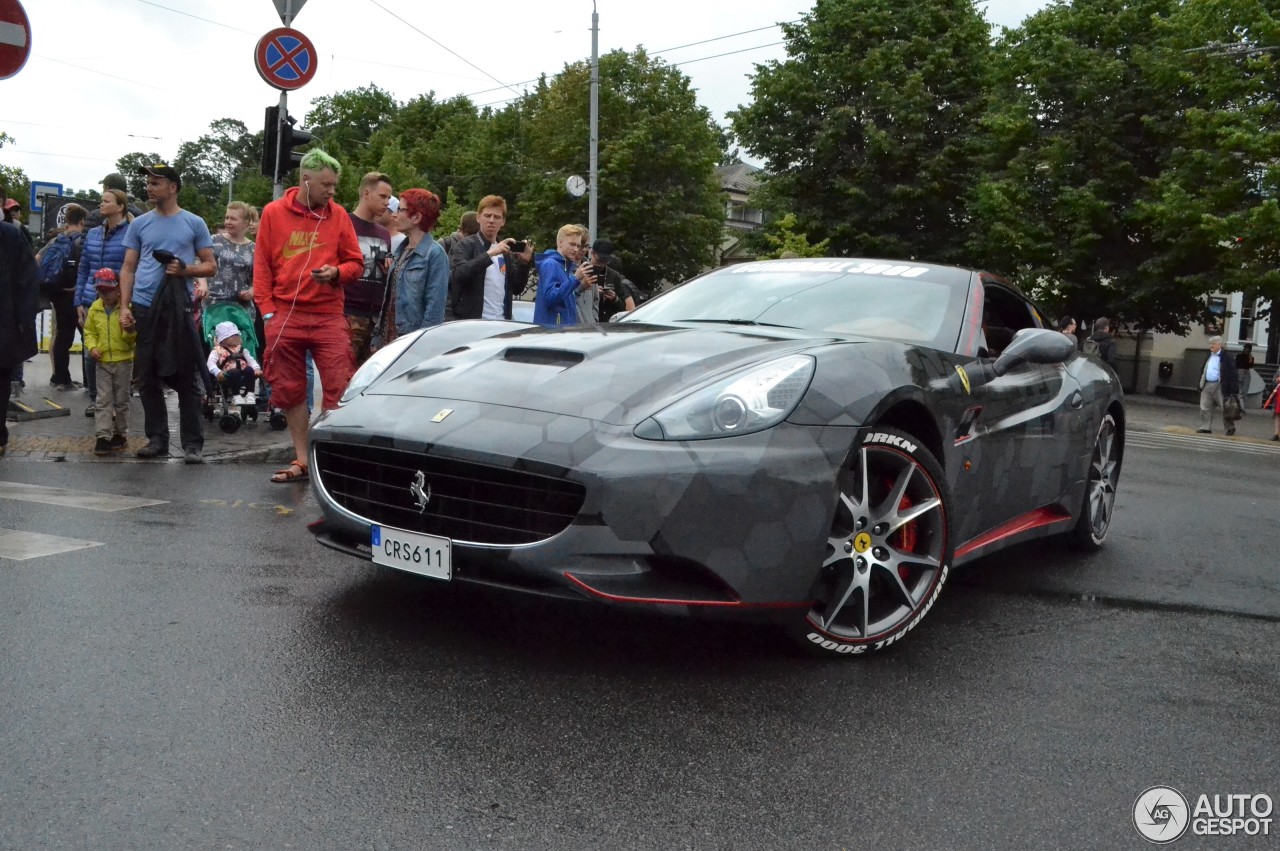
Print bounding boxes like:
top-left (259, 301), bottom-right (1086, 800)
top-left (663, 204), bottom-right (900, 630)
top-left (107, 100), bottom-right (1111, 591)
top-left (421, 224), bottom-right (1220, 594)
top-left (0, 0), bottom-right (32, 80)
top-left (255, 26), bottom-right (316, 91)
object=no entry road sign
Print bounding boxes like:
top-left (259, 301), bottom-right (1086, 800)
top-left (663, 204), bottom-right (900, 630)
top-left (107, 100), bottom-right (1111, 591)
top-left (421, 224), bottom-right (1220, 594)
top-left (0, 0), bottom-right (32, 80)
top-left (254, 26), bottom-right (317, 91)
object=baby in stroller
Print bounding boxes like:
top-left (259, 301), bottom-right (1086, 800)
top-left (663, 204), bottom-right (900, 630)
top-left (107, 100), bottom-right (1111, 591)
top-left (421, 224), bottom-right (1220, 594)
top-left (207, 320), bottom-right (262, 432)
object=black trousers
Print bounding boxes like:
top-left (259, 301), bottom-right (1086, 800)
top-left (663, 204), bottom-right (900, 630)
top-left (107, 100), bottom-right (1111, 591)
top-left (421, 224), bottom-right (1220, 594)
top-left (49, 290), bottom-right (78, 385)
top-left (132, 303), bottom-right (204, 451)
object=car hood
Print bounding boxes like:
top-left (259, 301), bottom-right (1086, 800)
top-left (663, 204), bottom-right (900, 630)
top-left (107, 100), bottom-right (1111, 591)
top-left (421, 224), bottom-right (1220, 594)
top-left (367, 322), bottom-right (842, 425)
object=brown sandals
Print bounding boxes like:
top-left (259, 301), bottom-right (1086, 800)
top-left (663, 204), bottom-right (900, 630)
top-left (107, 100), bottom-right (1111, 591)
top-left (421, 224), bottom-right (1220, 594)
top-left (271, 458), bottom-right (309, 483)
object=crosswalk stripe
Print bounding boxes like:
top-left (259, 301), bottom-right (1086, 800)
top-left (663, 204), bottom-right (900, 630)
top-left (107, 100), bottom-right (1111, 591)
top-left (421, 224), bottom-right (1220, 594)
top-left (1126, 431), bottom-right (1280, 456)
top-left (0, 528), bottom-right (103, 561)
top-left (0, 481), bottom-right (168, 512)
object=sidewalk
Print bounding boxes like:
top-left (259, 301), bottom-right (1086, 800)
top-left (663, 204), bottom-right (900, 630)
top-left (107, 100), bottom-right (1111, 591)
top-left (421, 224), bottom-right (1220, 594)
top-left (5, 351), bottom-right (1277, 461)
top-left (1121, 386), bottom-right (1279, 443)
top-left (4, 347), bottom-right (294, 464)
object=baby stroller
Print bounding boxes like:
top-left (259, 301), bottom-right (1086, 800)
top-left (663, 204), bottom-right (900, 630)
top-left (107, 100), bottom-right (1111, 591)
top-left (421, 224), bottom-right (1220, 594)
top-left (203, 317), bottom-right (260, 434)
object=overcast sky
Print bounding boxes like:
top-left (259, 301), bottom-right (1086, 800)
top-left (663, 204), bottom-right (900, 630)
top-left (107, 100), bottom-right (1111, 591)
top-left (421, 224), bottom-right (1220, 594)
top-left (2, 0), bottom-right (1049, 198)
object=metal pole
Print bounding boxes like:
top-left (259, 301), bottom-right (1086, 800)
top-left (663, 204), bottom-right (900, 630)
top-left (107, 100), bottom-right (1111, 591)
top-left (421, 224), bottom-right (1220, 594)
top-left (589, 2), bottom-right (599, 242)
top-left (273, 90), bottom-right (287, 200)
top-left (273, 0), bottom-right (294, 200)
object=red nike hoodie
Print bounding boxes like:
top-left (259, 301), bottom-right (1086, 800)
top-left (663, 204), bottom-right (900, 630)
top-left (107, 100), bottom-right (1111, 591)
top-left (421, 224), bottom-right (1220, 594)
top-left (253, 187), bottom-right (364, 317)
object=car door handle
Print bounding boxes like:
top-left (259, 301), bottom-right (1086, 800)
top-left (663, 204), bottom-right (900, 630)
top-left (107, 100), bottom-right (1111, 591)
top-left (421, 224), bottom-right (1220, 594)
top-left (1068, 390), bottom-right (1083, 409)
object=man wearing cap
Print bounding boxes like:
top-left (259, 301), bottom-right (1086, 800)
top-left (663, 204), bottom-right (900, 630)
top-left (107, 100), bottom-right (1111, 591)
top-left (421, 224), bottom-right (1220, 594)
top-left (1, 185), bottom-right (40, 456)
top-left (253, 148), bottom-right (363, 484)
top-left (343, 172), bottom-right (394, 366)
top-left (118, 163), bottom-right (217, 463)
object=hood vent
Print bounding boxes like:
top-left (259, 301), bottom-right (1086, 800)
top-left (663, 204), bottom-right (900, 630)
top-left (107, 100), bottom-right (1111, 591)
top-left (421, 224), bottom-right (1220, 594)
top-left (502, 347), bottom-right (585, 367)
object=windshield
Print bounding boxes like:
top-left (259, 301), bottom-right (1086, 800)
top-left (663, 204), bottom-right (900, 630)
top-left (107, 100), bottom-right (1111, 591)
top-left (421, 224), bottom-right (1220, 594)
top-left (623, 260), bottom-right (969, 351)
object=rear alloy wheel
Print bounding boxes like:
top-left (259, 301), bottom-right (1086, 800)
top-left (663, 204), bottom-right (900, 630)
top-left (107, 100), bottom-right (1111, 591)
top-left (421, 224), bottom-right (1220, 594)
top-left (796, 428), bottom-right (952, 657)
top-left (1069, 412), bottom-right (1120, 550)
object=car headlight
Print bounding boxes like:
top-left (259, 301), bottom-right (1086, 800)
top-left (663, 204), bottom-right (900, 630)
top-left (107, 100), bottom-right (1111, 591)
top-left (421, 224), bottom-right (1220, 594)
top-left (635, 355), bottom-right (815, 440)
top-left (339, 329), bottom-right (425, 405)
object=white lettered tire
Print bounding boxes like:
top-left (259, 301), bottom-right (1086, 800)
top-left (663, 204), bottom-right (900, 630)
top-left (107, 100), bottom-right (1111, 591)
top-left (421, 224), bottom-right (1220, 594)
top-left (793, 427), bottom-right (952, 657)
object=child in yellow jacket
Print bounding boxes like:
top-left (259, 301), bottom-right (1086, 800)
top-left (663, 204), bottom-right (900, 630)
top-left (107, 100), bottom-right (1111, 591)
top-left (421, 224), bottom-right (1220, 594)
top-left (82, 269), bottom-right (137, 455)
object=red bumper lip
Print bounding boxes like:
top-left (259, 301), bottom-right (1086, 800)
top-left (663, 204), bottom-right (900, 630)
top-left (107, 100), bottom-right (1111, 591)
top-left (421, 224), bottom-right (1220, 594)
top-left (562, 571), bottom-right (809, 610)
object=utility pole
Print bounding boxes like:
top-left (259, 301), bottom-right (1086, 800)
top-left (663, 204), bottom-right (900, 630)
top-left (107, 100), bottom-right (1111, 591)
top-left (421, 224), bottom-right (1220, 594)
top-left (589, 2), bottom-right (599, 241)
top-left (274, 0), bottom-right (295, 200)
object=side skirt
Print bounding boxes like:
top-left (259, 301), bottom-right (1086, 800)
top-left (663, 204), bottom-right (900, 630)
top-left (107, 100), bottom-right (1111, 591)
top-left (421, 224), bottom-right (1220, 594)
top-left (953, 506), bottom-right (1072, 567)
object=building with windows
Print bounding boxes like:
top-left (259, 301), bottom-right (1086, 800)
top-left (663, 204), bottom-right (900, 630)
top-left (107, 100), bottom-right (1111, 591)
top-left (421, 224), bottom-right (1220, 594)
top-left (716, 162), bottom-right (764, 265)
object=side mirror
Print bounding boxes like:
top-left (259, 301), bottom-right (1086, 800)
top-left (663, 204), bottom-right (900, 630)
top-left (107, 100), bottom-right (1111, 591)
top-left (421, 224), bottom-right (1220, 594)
top-left (993, 328), bottom-right (1076, 376)
top-left (949, 328), bottom-right (1075, 394)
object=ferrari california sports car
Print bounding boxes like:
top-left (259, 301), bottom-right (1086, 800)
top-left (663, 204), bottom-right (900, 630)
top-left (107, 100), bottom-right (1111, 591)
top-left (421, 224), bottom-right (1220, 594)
top-left (308, 258), bottom-right (1124, 655)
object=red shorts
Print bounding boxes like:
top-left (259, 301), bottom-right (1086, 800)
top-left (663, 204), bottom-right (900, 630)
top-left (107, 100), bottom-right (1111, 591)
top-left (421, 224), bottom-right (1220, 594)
top-left (262, 311), bottom-right (354, 411)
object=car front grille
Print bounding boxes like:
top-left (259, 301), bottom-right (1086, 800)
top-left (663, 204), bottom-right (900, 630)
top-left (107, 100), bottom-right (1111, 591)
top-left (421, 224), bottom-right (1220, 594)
top-left (314, 441), bottom-right (585, 546)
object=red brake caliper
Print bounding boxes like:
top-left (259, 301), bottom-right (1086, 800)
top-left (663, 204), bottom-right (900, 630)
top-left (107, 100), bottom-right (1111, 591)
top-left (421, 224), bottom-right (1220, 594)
top-left (894, 492), bottom-right (915, 582)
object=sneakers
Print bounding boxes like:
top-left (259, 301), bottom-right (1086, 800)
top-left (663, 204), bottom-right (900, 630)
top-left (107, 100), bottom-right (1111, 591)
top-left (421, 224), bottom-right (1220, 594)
top-left (243, 392), bottom-right (256, 405)
top-left (93, 437), bottom-right (111, 456)
top-left (1226, 427), bottom-right (1236, 436)
top-left (1196, 428), bottom-right (1211, 434)
top-left (85, 403), bottom-right (97, 417)
top-left (136, 438), bottom-right (169, 458)
top-left (183, 447), bottom-right (204, 465)
top-left (230, 394), bottom-right (245, 405)
top-left (1272, 435), bottom-right (1279, 442)
top-left (108, 434), bottom-right (127, 451)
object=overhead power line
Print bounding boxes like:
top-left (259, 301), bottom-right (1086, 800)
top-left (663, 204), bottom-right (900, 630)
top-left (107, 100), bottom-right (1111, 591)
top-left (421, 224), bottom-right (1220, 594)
top-left (365, 0), bottom-right (524, 98)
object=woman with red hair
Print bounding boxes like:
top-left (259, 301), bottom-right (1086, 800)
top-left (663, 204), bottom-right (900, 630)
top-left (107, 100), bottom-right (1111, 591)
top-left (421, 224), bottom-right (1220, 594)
top-left (388, 188), bottom-right (449, 337)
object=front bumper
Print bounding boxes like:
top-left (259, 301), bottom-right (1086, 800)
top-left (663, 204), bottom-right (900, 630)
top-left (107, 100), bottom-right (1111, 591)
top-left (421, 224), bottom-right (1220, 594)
top-left (309, 394), bottom-right (857, 609)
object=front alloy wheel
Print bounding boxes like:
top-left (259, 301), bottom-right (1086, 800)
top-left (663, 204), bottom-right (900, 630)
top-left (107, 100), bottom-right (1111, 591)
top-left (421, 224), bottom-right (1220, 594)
top-left (797, 428), bottom-right (952, 656)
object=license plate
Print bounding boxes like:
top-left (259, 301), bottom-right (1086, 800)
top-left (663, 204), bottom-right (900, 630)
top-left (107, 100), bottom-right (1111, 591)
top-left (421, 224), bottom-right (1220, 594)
top-left (371, 525), bottom-right (452, 580)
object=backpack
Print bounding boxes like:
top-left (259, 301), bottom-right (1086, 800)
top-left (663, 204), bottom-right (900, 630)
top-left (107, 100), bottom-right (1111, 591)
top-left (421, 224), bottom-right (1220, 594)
top-left (38, 232), bottom-right (84, 299)
top-left (1081, 336), bottom-right (1101, 358)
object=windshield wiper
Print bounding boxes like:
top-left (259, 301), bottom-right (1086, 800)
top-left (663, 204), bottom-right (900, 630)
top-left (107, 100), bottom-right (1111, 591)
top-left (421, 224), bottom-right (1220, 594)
top-left (677, 318), bottom-right (797, 329)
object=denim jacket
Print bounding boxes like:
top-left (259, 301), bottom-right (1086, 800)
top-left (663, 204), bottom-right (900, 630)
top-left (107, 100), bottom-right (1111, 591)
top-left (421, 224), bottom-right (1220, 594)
top-left (394, 234), bottom-right (450, 333)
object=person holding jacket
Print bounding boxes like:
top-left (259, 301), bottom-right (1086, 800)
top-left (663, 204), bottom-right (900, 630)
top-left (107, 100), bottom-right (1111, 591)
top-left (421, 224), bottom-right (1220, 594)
top-left (118, 164), bottom-right (216, 463)
top-left (534, 224), bottom-right (594, 327)
top-left (253, 148), bottom-right (363, 484)
top-left (75, 188), bottom-right (132, 416)
top-left (391, 188), bottom-right (450, 335)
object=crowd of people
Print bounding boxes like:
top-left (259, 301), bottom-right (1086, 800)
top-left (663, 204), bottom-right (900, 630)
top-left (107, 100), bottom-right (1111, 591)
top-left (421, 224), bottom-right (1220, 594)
top-left (1, 149), bottom-right (640, 473)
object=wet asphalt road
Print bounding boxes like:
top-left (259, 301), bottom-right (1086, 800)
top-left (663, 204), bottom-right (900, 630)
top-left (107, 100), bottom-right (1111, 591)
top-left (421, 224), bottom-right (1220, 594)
top-left (0, 433), bottom-right (1276, 850)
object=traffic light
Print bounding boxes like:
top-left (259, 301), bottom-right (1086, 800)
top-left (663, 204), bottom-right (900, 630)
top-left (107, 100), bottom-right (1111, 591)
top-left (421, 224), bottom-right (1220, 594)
top-left (260, 106), bottom-right (313, 181)
top-left (275, 111), bottom-right (313, 181)
top-left (260, 106), bottom-right (280, 179)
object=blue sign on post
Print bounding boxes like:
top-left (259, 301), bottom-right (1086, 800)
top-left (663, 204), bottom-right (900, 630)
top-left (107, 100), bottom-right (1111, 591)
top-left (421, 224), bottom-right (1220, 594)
top-left (29, 182), bottom-right (62, 212)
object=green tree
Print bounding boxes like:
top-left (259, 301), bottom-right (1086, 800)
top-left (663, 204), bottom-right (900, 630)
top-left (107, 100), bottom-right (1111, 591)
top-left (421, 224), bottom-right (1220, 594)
top-left (967, 0), bottom-right (1279, 333)
top-left (114, 151), bottom-right (166, 198)
top-left (518, 49), bottom-right (726, 290)
top-left (730, 0), bottom-right (993, 264)
top-left (306, 84), bottom-right (400, 199)
top-left (751, 213), bottom-right (831, 258)
top-left (0, 132), bottom-right (31, 212)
